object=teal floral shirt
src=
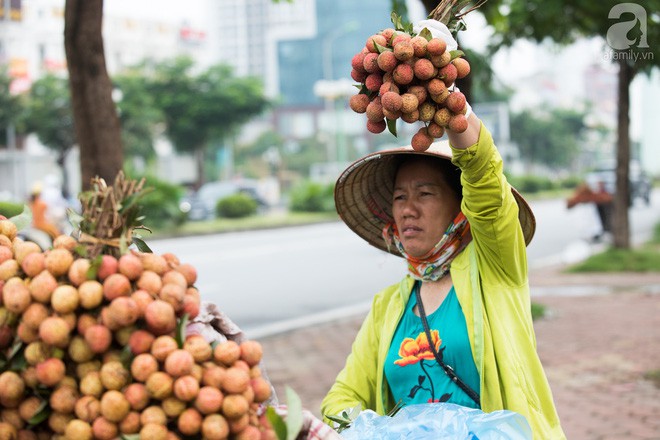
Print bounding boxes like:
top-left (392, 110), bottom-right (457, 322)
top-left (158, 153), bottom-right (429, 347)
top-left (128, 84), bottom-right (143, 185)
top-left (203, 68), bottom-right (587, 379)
top-left (384, 282), bottom-right (480, 408)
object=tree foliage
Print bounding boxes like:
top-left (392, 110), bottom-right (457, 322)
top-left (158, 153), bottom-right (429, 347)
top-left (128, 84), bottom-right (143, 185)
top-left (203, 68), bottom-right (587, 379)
top-left (23, 74), bottom-right (75, 197)
top-left (113, 70), bottom-right (163, 162)
top-left (510, 108), bottom-right (586, 170)
top-left (478, 0), bottom-right (659, 249)
top-left (147, 57), bottom-right (271, 187)
top-left (0, 68), bottom-right (24, 145)
top-left (24, 75), bottom-right (75, 156)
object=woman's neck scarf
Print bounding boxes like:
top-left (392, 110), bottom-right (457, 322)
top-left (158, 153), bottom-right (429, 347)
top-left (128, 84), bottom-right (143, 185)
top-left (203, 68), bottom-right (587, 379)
top-left (383, 212), bottom-right (472, 281)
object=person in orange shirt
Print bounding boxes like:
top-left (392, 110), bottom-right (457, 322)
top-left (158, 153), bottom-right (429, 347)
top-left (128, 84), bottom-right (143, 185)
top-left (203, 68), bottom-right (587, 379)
top-left (566, 180), bottom-right (613, 241)
top-left (29, 184), bottom-right (61, 239)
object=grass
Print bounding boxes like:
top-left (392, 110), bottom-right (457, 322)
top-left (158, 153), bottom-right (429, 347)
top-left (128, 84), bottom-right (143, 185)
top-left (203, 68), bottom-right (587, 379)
top-left (531, 302), bottom-right (546, 321)
top-left (564, 219), bottom-right (660, 273)
top-left (148, 211), bottom-right (340, 239)
top-left (644, 369), bottom-right (660, 389)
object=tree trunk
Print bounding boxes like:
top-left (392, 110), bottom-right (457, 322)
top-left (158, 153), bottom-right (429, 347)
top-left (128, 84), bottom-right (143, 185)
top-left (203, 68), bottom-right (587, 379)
top-left (56, 149), bottom-right (71, 200)
top-left (195, 148), bottom-right (205, 190)
top-left (64, 0), bottom-right (123, 191)
top-left (612, 59), bottom-right (634, 249)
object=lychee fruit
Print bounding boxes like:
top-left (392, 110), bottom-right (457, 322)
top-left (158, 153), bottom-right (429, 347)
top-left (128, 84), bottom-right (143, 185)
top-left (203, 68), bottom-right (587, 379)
top-left (413, 58), bottom-right (435, 81)
top-left (446, 91), bottom-right (467, 113)
top-left (418, 102), bottom-right (436, 122)
top-left (365, 72), bottom-right (383, 92)
top-left (410, 35), bottom-right (428, 57)
top-left (365, 98), bottom-right (384, 122)
top-left (365, 34), bottom-right (387, 53)
top-left (434, 107), bottom-right (452, 127)
top-left (411, 128), bottom-right (433, 152)
top-left (426, 37), bottom-right (447, 56)
top-left (44, 248), bottom-right (73, 277)
top-left (439, 63), bottom-right (458, 86)
top-left (376, 51), bottom-right (398, 72)
top-left (366, 120), bottom-right (387, 134)
top-left (362, 52), bottom-right (380, 73)
top-left (393, 41), bottom-right (414, 61)
top-left (448, 113), bottom-right (469, 133)
top-left (351, 52), bottom-right (366, 73)
top-left (427, 122), bottom-right (446, 139)
top-left (453, 57), bottom-right (471, 78)
top-left (392, 63), bottom-right (414, 85)
top-left (349, 94), bottom-right (370, 114)
top-left (381, 91), bottom-right (403, 113)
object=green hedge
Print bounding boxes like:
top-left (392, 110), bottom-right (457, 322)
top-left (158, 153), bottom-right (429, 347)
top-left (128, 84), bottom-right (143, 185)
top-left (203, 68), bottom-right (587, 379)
top-left (131, 175), bottom-right (186, 229)
top-left (216, 193), bottom-right (258, 218)
top-left (289, 181), bottom-right (335, 213)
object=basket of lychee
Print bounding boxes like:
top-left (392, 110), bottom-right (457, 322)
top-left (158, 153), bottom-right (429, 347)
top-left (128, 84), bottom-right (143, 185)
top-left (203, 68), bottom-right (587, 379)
top-left (349, 14), bottom-right (471, 152)
top-left (0, 175), bottom-right (278, 439)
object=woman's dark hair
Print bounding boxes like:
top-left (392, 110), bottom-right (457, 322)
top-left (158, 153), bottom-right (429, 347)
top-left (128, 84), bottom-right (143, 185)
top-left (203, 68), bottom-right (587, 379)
top-left (393, 155), bottom-right (462, 202)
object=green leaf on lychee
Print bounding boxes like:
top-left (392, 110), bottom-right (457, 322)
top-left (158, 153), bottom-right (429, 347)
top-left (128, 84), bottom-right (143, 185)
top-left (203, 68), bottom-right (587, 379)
top-left (387, 118), bottom-right (398, 137)
top-left (449, 50), bottom-right (465, 61)
top-left (27, 400), bottom-right (50, 426)
top-left (390, 12), bottom-right (404, 31)
top-left (266, 406), bottom-right (288, 440)
top-left (132, 236), bottom-right (152, 253)
top-left (120, 435), bottom-right (141, 440)
top-left (419, 27), bottom-right (433, 41)
top-left (373, 40), bottom-right (391, 54)
top-left (284, 386), bottom-right (303, 440)
top-left (120, 344), bottom-right (134, 371)
top-left (87, 254), bottom-right (102, 280)
top-left (176, 313), bottom-right (190, 349)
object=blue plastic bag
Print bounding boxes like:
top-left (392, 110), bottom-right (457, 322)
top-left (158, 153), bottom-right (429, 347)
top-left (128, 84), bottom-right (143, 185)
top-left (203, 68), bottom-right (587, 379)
top-left (340, 403), bottom-right (532, 440)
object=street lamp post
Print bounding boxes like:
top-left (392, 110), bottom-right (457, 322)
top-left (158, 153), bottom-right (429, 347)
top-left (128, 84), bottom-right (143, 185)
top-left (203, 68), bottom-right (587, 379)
top-left (3, 0), bottom-right (19, 199)
top-left (316, 21), bottom-right (359, 164)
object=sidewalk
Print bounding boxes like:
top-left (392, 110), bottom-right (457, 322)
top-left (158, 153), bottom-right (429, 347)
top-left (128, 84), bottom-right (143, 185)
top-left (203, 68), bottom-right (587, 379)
top-left (258, 265), bottom-right (660, 440)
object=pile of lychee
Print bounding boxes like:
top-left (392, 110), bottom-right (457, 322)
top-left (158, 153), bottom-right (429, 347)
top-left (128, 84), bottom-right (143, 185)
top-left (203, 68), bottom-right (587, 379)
top-left (0, 216), bottom-right (275, 440)
top-left (349, 27), bottom-right (471, 151)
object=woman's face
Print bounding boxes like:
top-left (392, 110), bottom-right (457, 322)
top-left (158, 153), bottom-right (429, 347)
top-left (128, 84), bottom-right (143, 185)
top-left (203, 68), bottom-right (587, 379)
top-left (392, 158), bottom-right (461, 258)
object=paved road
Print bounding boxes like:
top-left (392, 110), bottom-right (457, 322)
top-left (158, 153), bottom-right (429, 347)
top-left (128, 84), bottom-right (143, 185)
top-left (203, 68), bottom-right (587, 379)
top-left (150, 189), bottom-right (660, 334)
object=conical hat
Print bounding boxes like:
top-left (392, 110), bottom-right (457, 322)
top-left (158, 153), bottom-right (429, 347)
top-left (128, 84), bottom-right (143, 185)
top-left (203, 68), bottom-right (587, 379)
top-left (334, 140), bottom-right (536, 257)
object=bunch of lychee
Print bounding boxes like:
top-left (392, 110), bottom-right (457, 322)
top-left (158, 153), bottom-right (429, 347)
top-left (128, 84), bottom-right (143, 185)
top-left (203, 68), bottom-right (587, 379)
top-left (349, 27), bottom-right (471, 151)
top-left (0, 216), bottom-right (275, 440)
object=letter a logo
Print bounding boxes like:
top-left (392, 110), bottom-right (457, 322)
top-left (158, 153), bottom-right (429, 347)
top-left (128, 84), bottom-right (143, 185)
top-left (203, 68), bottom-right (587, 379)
top-left (607, 3), bottom-right (649, 50)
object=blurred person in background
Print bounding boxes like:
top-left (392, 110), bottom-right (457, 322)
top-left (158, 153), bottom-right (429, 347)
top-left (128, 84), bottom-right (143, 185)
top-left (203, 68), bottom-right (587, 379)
top-left (566, 179), bottom-right (613, 242)
top-left (29, 182), bottom-right (61, 238)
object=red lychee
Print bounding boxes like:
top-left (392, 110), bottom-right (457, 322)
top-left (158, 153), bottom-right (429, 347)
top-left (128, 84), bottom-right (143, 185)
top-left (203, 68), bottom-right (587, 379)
top-left (453, 57), bottom-right (471, 79)
top-left (366, 120), bottom-right (387, 134)
top-left (446, 91), bottom-right (467, 113)
top-left (351, 52), bottom-right (367, 73)
top-left (426, 38), bottom-right (447, 56)
top-left (410, 36), bottom-right (428, 57)
top-left (392, 63), bottom-right (414, 85)
top-left (411, 127), bottom-right (433, 152)
top-left (381, 91), bottom-right (403, 113)
top-left (376, 51), bottom-right (398, 72)
top-left (448, 114), bottom-right (469, 133)
top-left (362, 52), bottom-right (380, 73)
top-left (393, 40), bottom-right (414, 61)
top-left (349, 94), bottom-right (370, 114)
top-left (365, 73), bottom-right (383, 92)
top-left (439, 63), bottom-right (458, 86)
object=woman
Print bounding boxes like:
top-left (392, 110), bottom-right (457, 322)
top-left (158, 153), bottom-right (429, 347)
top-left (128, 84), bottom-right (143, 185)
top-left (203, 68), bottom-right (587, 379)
top-left (321, 108), bottom-right (565, 438)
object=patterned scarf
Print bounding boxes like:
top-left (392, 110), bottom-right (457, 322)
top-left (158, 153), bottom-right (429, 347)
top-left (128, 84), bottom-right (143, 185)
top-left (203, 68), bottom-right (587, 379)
top-left (383, 212), bottom-right (472, 281)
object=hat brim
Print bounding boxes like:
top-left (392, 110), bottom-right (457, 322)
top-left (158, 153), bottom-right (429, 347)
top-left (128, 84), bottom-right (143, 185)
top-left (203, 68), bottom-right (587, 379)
top-left (334, 141), bottom-right (536, 257)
